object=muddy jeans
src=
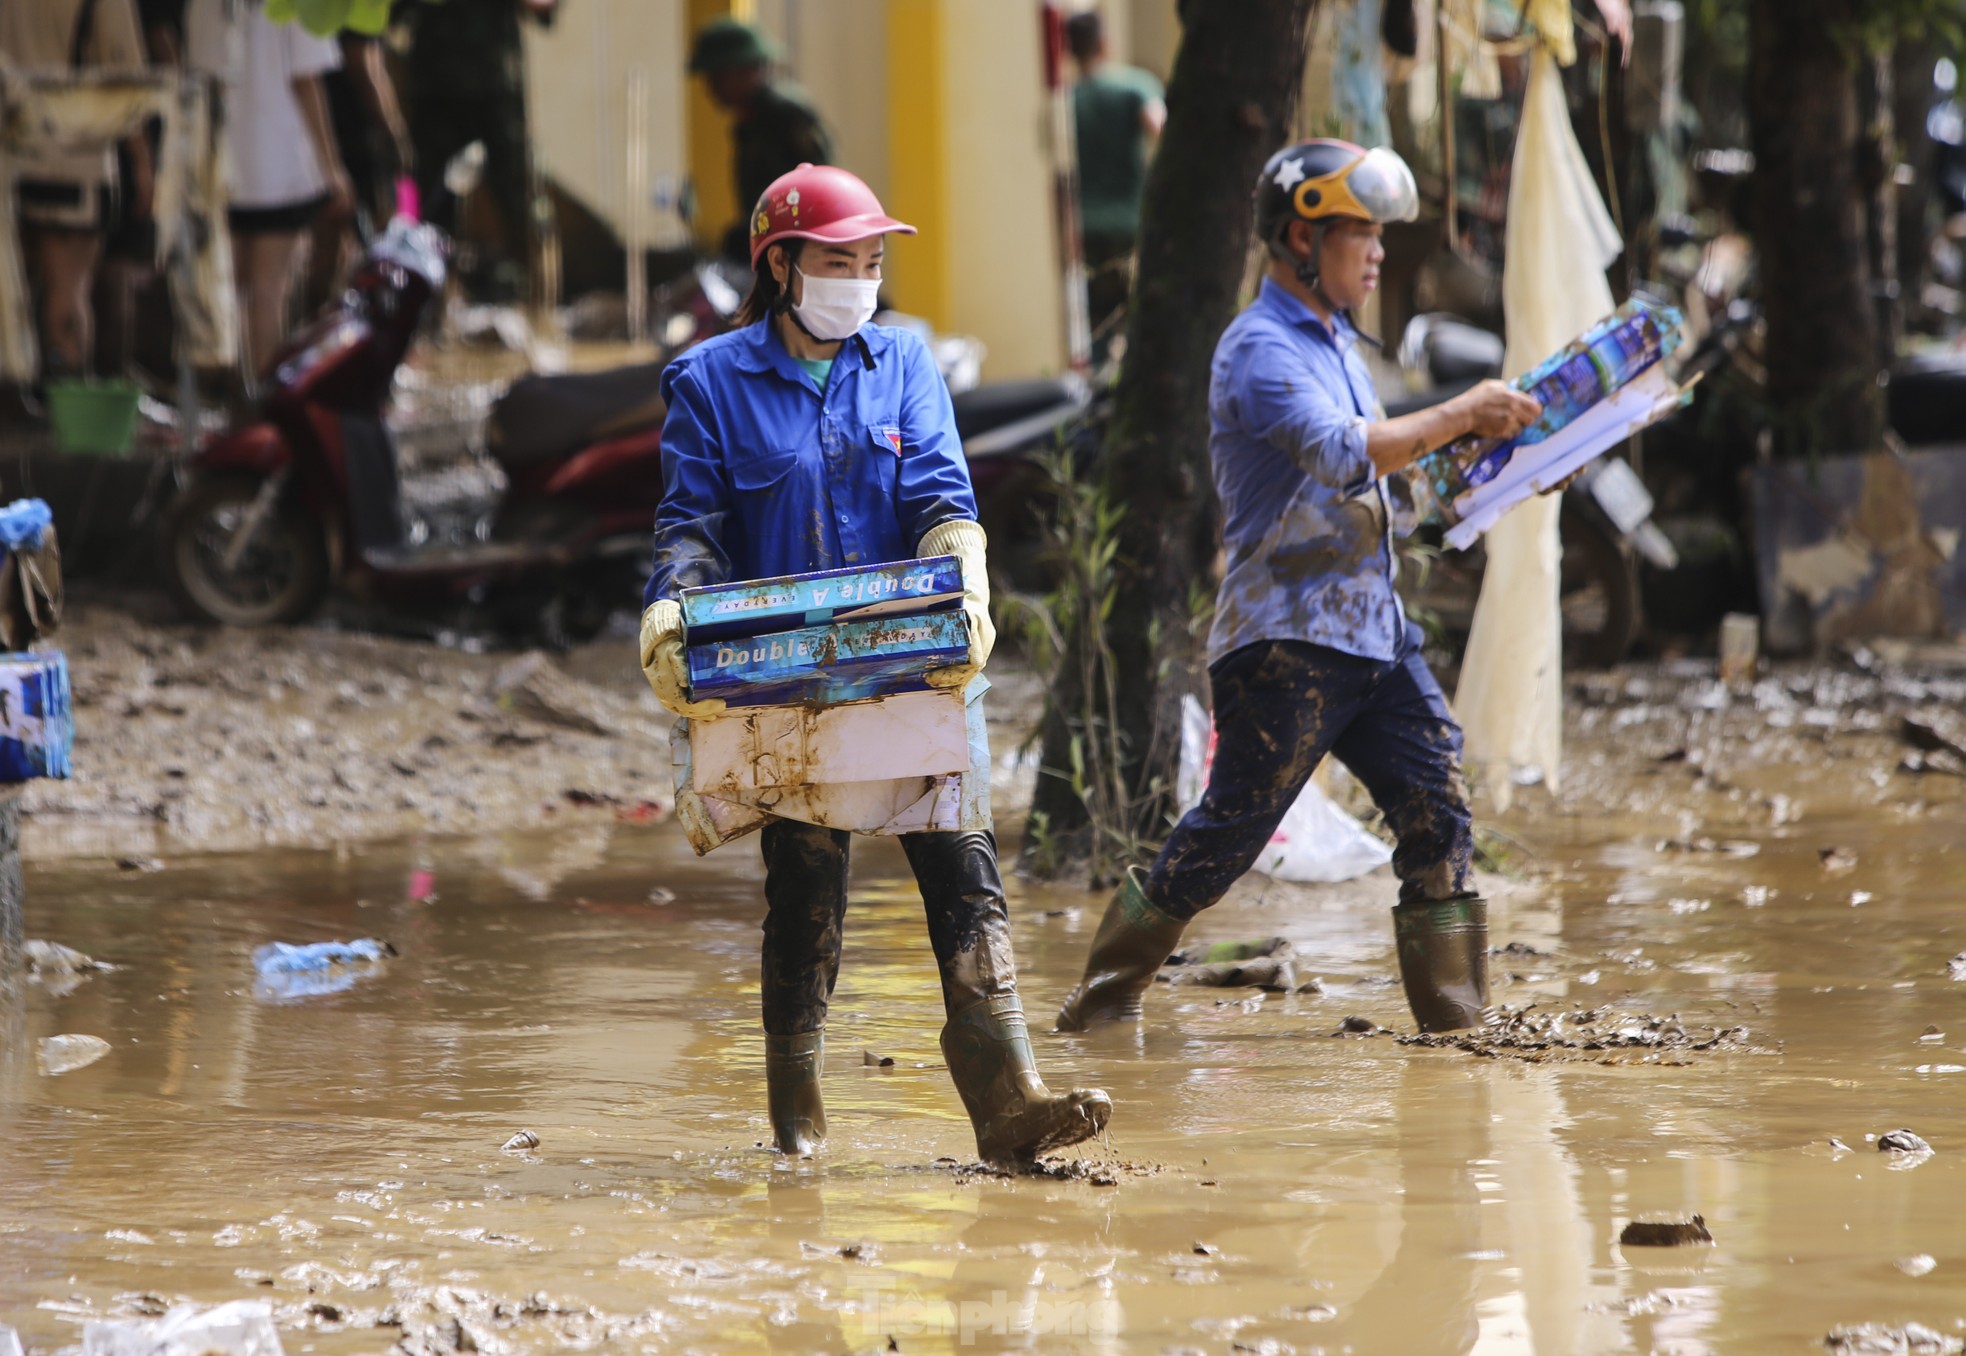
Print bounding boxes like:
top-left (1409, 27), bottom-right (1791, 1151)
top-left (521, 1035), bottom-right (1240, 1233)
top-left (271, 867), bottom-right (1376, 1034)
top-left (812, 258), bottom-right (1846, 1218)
top-left (1147, 632), bottom-right (1473, 918)
top-left (758, 822), bottom-right (1017, 1035)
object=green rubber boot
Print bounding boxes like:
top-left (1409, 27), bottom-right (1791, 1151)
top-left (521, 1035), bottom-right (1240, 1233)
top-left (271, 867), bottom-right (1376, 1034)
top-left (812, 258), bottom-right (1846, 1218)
top-left (942, 995), bottom-right (1112, 1167)
top-left (765, 1030), bottom-right (827, 1155)
top-left (1392, 896), bottom-right (1491, 1033)
top-left (1055, 866), bottom-right (1190, 1032)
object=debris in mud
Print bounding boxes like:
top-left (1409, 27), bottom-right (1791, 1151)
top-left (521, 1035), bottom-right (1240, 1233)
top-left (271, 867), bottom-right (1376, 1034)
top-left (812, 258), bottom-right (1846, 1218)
top-left (82, 1298), bottom-right (283, 1356)
top-left (1877, 1128), bottom-right (1933, 1156)
top-left (1948, 953), bottom-right (1966, 981)
top-left (931, 1155), bottom-right (1157, 1187)
top-left (1655, 836), bottom-right (1761, 857)
top-left (1896, 1255), bottom-right (1938, 1278)
top-left (492, 652), bottom-right (615, 736)
top-left (862, 1050), bottom-right (895, 1068)
top-left (115, 855), bottom-right (165, 873)
top-left (1334, 1015), bottom-right (1391, 1036)
top-left (24, 939), bottom-right (113, 985)
top-left (252, 939), bottom-right (396, 1003)
top-left (1215, 991), bottom-right (1266, 1013)
top-left (0, 1324), bottom-right (21, 1356)
top-left (1170, 937), bottom-right (1292, 965)
top-left (801, 1239), bottom-right (878, 1261)
top-left (1399, 1005), bottom-right (1759, 1062)
top-left (1824, 1322), bottom-right (1962, 1353)
top-left (1820, 846), bottom-right (1859, 873)
top-left (1165, 957), bottom-right (1297, 991)
top-left (38, 1033), bottom-right (111, 1075)
top-left (1902, 711), bottom-right (1966, 761)
top-left (1284, 1303), bottom-right (1339, 1322)
top-left (1192, 1241), bottom-right (1219, 1257)
top-left (1827, 1137), bottom-right (1855, 1154)
top-left (500, 1130), bottom-right (540, 1152)
top-left (1493, 941), bottom-right (1551, 959)
top-left (1619, 1215), bottom-right (1714, 1247)
top-left (1918, 1027), bottom-right (1945, 1043)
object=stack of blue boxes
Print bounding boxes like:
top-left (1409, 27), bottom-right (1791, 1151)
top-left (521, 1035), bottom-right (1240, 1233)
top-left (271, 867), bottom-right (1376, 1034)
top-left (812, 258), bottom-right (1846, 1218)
top-left (680, 556), bottom-right (971, 708)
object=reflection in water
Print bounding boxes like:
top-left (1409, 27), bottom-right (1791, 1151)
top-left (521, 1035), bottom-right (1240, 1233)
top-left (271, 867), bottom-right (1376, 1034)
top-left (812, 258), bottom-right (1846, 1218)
top-left (2, 810), bottom-right (1964, 1353)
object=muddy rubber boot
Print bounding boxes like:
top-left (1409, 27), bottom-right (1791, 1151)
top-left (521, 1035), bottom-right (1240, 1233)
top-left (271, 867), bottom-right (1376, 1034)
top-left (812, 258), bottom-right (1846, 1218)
top-left (765, 1031), bottom-right (827, 1155)
top-left (1055, 867), bottom-right (1190, 1032)
top-left (1392, 896), bottom-right (1490, 1033)
top-left (942, 995), bottom-right (1112, 1167)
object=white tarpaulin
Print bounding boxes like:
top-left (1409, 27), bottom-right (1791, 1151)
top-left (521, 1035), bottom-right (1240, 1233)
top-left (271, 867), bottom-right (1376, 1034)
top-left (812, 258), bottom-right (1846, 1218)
top-left (1452, 40), bottom-right (1621, 809)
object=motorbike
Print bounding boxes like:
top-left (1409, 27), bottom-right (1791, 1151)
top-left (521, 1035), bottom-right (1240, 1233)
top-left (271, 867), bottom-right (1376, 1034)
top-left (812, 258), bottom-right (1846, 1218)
top-left (162, 207), bottom-right (1093, 641)
top-left (1389, 311), bottom-right (1674, 667)
top-left (160, 217), bottom-right (677, 645)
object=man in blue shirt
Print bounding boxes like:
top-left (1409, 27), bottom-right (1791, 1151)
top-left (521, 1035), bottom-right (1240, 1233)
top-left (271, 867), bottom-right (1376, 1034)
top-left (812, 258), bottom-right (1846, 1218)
top-left (1058, 140), bottom-right (1542, 1035)
top-left (640, 165), bottom-right (1110, 1168)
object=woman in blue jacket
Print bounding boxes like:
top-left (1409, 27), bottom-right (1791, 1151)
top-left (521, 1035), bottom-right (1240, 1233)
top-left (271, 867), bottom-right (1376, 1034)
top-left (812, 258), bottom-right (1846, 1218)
top-left (639, 164), bottom-right (1110, 1167)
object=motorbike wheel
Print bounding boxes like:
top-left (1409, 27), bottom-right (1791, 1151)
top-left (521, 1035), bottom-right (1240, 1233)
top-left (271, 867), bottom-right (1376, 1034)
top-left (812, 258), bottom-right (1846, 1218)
top-left (1557, 500), bottom-right (1641, 669)
top-left (162, 474), bottom-right (330, 627)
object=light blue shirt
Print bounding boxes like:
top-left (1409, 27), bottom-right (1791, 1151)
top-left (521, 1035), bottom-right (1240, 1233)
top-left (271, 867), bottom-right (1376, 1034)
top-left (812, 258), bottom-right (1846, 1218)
top-left (1207, 277), bottom-right (1408, 665)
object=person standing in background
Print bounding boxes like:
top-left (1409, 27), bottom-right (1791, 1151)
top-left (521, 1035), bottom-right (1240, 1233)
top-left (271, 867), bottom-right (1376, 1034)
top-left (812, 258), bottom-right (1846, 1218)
top-left (401, 0), bottom-right (556, 304)
top-left (185, 0), bottom-right (352, 383)
top-left (687, 17), bottom-right (832, 266)
top-left (0, 0), bottom-right (153, 380)
top-left (303, 31), bottom-right (415, 311)
top-left (1064, 8), bottom-right (1163, 358)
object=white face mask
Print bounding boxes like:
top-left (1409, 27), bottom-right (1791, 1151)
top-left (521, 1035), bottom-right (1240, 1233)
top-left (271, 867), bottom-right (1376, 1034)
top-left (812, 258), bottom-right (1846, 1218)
top-left (790, 266), bottom-right (881, 341)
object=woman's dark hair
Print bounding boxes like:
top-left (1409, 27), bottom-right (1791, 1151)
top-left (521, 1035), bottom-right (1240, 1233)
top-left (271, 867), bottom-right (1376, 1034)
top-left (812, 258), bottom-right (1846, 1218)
top-left (735, 239), bottom-right (803, 326)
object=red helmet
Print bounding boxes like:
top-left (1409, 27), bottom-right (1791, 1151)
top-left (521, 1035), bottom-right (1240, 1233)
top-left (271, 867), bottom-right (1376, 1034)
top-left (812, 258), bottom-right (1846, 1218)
top-left (748, 163), bottom-right (915, 268)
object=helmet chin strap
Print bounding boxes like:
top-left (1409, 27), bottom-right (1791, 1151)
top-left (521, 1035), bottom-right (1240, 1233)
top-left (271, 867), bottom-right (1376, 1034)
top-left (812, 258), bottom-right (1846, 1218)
top-left (1279, 223), bottom-right (1383, 349)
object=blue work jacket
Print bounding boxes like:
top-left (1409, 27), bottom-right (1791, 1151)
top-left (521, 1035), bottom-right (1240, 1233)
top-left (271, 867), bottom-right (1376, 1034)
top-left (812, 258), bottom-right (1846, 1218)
top-left (643, 319), bottom-right (976, 605)
top-left (1207, 278), bottom-right (1409, 665)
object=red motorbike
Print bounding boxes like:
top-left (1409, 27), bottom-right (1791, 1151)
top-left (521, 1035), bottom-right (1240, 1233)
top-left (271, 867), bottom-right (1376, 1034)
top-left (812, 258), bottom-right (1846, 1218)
top-left (162, 216), bottom-right (1095, 641)
top-left (160, 218), bottom-right (677, 644)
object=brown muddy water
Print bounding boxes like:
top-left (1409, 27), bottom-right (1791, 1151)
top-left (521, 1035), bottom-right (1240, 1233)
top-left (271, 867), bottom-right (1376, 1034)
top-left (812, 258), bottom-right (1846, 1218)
top-left (4, 805), bottom-right (1964, 1354)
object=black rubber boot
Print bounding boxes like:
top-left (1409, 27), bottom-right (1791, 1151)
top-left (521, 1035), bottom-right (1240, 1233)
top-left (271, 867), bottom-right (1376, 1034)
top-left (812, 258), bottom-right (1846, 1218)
top-left (764, 1030), bottom-right (827, 1156)
top-left (941, 994), bottom-right (1112, 1167)
top-left (1392, 896), bottom-right (1490, 1033)
top-left (1055, 866), bottom-right (1190, 1032)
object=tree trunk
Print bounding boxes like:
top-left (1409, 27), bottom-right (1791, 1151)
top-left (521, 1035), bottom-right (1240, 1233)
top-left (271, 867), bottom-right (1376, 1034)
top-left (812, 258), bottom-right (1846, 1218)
top-left (1747, 0), bottom-right (1884, 456)
top-left (1025, 0), bottom-right (1318, 882)
top-left (1858, 51), bottom-right (1900, 366)
top-left (1892, 37), bottom-right (1937, 337)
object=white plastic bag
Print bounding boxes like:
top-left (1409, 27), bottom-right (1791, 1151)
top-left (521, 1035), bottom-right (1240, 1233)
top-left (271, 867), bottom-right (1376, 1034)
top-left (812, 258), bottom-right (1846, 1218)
top-left (1177, 696), bottom-right (1392, 884)
top-left (83, 1301), bottom-right (284, 1356)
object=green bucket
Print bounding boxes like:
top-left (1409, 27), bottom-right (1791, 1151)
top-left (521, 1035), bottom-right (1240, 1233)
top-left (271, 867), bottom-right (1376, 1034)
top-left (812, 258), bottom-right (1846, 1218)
top-left (47, 379), bottom-right (141, 456)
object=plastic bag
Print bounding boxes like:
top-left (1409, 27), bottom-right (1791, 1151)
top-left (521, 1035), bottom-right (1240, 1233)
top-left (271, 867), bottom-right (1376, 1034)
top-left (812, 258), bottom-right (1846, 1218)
top-left (84, 1301), bottom-right (284, 1356)
top-left (1177, 696), bottom-right (1392, 884)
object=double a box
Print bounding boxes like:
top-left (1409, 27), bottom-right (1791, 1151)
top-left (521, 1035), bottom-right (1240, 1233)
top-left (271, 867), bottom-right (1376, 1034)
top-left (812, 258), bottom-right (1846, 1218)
top-left (0, 651), bottom-right (71, 782)
top-left (681, 557), bottom-right (968, 709)
top-left (673, 558), bottom-right (975, 851)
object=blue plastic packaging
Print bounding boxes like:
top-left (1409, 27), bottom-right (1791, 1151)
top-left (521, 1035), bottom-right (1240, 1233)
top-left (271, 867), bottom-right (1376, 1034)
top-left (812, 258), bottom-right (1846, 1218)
top-left (0, 651), bottom-right (72, 782)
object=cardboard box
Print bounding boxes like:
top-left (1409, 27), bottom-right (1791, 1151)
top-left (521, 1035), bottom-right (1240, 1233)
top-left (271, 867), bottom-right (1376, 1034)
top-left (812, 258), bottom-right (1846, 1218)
top-left (680, 556), bottom-right (963, 643)
top-left (686, 610), bottom-right (969, 708)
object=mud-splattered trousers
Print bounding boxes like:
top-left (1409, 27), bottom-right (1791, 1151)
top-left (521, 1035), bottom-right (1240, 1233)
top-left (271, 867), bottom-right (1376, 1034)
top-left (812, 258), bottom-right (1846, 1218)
top-left (1147, 626), bottom-right (1474, 919)
top-left (758, 824), bottom-right (1015, 1035)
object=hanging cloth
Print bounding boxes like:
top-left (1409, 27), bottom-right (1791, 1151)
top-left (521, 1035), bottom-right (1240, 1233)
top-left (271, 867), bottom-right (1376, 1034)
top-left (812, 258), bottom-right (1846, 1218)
top-left (1452, 39), bottom-right (1620, 809)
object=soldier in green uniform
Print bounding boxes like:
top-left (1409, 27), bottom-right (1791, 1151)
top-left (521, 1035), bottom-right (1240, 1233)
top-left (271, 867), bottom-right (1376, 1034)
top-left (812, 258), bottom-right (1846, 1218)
top-left (687, 18), bottom-right (833, 265)
top-left (402, 0), bottom-right (557, 302)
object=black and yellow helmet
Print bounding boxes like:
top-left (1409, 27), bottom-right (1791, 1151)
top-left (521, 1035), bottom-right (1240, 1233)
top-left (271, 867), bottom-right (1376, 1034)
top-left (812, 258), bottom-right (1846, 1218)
top-left (1254, 138), bottom-right (1420, 245)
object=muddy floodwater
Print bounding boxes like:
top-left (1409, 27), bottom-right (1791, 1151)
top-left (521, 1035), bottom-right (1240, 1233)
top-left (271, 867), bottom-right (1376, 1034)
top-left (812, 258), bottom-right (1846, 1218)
top-left (5, 794), bottom-right (1965, 1353)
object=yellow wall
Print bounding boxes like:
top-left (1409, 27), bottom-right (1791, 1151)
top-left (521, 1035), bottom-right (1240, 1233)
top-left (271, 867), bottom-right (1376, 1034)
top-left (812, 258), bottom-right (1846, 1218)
top-left (527, 0), bottom-right (1087, 379)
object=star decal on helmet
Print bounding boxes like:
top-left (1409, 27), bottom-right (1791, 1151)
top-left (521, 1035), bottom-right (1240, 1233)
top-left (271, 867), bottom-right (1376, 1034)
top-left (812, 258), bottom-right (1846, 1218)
top-left (1272, 156), bottom-right (1307, 191)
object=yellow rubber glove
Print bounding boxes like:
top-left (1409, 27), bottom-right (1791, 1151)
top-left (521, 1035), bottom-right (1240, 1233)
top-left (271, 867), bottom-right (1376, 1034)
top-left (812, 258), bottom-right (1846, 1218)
top-left (639, 599), bottom-right (728, 719)
top-left (917, 518), bottom-right (995, 690)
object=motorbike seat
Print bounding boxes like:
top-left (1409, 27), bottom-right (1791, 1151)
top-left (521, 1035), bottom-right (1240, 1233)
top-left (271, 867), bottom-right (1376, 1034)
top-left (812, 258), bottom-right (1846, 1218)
top-left (488, 360), bottom-right (669, 469)
top-left (1423, 319), bottom-right (1506, 385)
top-left (952, 379), bottom-right (1080, 442)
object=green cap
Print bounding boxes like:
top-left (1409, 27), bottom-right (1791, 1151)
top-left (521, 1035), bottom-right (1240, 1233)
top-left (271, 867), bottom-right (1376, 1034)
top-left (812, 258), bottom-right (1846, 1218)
top-left (689, 17), bottom-right (774, 73)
